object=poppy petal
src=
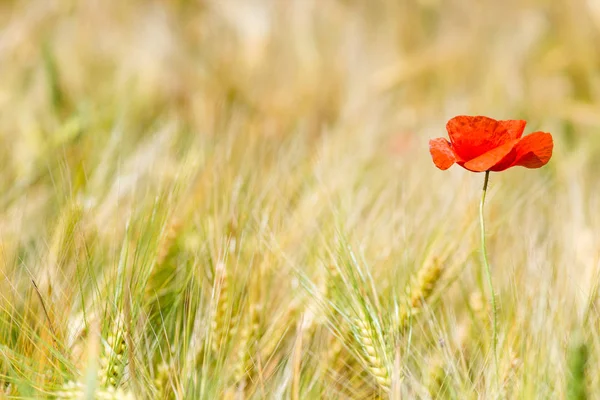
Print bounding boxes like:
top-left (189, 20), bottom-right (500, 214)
top-left (509, 131), bottom-right (553, 169)
top-left (429, 138), bottom-right (457, 170)
top-left (498, 119), bottom-right (526, 140)
top-left (446, 116), bottom-right (515, 161)
top-left (488, 148), bottom-right (518, 172)
top-left (462, 139), bottom-right (519, 172)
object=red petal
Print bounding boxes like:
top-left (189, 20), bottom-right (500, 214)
top-left (429, 138), bottom-right (457, 170)
top-left (498, 119), bottom-right (526, 140)
top-left (446, 116), bottom-right (523, 161)
top-left (462, 139), bottom-right (519, 172)
top-left (508, 131), bottom-right (553, 169)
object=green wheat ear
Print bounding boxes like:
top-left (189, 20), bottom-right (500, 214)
top-left (426, 355), bottom-right (449, 399)
top-left (567, 332), bottom-right (588, 400)
top-left (99, 315), bottom-right (128, 390)
top-left (230, 308), bottom-right (251, 388)
top-left (154, 361), bottom-right (176, 400)
top-left (53, 381), bottom-right (136, 399)
top-left (210, 262), bottom-right (237, 356)
top-left (398, 258), bottom-right (444, 333)
top-left (352, 313), bottom-right (391, 392)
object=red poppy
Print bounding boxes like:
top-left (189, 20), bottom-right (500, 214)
top-left (429, 116), bottom-right (553, 172)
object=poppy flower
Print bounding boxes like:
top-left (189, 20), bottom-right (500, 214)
top-left (429, 116), bottom-right (553, 172)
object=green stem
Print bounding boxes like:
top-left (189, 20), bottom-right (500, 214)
top-left (480, 170), bottom-right (498, 384)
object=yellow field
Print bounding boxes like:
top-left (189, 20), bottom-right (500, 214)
top-left (1, 0), bottom-right (599, 398)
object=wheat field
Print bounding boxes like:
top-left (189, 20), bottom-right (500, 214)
top-left (1, 0), bottom-right (600, 398)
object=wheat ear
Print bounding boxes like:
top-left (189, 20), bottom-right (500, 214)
top-left (398, 259), bottom-right (444, 332)
top-left (352, 314), bottom-right (391, 392)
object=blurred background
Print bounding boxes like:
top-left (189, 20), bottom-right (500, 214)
top-left (2, 0), bottom-right (600, 177)
top-left (1, 0), bottom-right (600, 398)
top-left (2, 0), bottom-right (600, 204)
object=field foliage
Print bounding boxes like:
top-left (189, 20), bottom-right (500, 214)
top-left (1, 0), bottom-right (600, 398)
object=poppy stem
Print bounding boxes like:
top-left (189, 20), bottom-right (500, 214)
top-left (480, 170), bottom-right (498, 385)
